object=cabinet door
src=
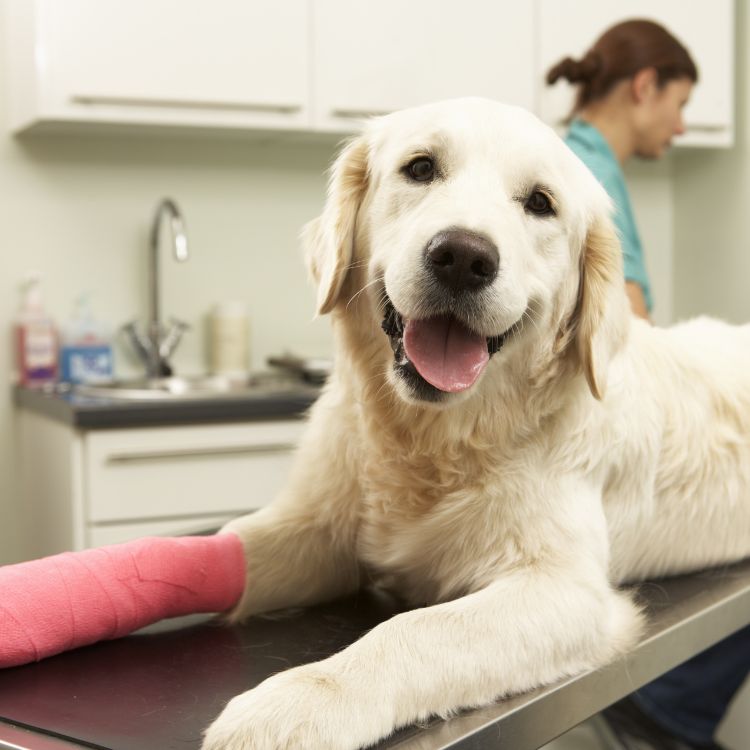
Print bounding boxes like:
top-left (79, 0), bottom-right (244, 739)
top-left (537, 0), bottom-right (734, 147)
top-left (10, 0), bottom-right (310, 131)
top-left (313, 0), bottom-right (535, 132)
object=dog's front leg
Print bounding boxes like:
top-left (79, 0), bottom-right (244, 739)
top-left (220, 502), bottom-right (360, 620)
top-left (202, 564), bottom-right (643, 750)
top-left (220, 392), bottom-right (364, 619)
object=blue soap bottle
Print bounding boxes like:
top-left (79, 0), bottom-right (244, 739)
top-left (59, 294), bottom-right (114, 384)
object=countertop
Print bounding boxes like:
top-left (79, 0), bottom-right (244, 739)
top-left (0, 558), bottom-right (749, 750)
top-left (14, 378), bottom-right (320, 429)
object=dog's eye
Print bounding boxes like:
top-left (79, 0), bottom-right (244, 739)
top-left (525, 190), bottom-right (554, 216)
top-left (404, 157), bottom-right (435, 183)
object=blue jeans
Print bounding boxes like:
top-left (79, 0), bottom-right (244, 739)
top-left (632, 625), bottom-right (750, 746)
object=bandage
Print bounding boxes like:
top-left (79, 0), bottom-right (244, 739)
top-left (0, 533), bottom-right (245, 668)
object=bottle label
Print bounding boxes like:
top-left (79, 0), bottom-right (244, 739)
top-left (60, 346), bottom-right (113, 384)
top-left (25, 322), bottom-right (56, 368)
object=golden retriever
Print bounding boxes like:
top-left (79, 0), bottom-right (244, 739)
top-left (202, 97), bottom-right (750, 750)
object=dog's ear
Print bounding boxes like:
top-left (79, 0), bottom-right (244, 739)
top-left (573, 216), bottom-right (629, 400)
top-left (302, 136), bottom-right (370, 315)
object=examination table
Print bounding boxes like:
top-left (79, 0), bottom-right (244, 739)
top-left (1, 558), bottom-right (748, 750)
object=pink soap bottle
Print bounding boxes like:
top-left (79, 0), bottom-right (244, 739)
top-left (15, 273), bottom-right (58, 388)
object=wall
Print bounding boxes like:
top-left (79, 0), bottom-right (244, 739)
top-left (673, 1), bottom-right (750, 324)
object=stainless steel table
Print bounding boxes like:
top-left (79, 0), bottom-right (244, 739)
top-left (1, 559), bottom-right (748, 750)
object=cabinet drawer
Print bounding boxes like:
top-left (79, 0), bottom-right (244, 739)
top-left (86, 513), bottom-right (240, 548)
top-left (84, 421), bottom-right (304, 523)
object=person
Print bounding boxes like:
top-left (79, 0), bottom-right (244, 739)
top-left (547, 19), bottom-right (750, 750)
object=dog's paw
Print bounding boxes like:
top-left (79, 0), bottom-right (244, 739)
top-left (201, 661), bottom-right (390, 750)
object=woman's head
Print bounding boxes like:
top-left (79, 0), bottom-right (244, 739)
top-left (547, 19), bottom-right (698, 158)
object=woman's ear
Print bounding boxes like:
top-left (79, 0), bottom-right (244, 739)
top-left (301, 136), bottom-right (370, 315)
top-left (574, 216), bottom-right (630, 400)
top-left (632, 66), bottom-right (659, 104)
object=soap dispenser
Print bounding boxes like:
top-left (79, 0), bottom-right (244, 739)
top-left (14, 273), bottom-right (58, 388)
top-left (59, 293), bottom-right (114, 384)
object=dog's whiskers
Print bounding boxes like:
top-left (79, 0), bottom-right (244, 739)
top-left (342, 259), bottom-right (371, 272)
top-left (346, 275), bottom-right (385, 312)
top-left (374, 289), bottom-right (389, 317)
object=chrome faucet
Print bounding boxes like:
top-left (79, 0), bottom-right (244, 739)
top-left (123, 198), bottom-right (190, 378)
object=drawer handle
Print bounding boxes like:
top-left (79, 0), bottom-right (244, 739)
top-left (107, 443), bottom-right (296, 464)
top-left (330, 107), bottom-right (392, 119)
top-left (71, 95), bottom-right (302, 114)
top-left (682, 124), bottom-right (728, 133)
top-left (552, 116), bottom-right (727, 134)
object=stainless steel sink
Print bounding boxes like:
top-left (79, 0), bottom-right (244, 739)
top-left (73, 373), bottom-right (313, 401)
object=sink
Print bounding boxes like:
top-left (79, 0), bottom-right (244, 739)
top-left (73, 373), bottom-right (315, 401)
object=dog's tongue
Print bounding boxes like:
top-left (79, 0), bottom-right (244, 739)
top-left (403, 316), bottom-right (488, 392)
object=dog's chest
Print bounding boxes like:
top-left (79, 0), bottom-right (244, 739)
top-left (356, 451), bottom-right (517, 605)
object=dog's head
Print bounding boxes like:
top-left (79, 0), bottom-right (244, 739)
top-left (304, 98), bottom-right (629, 406)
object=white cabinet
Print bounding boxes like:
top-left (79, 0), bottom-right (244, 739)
top-left (19, 409), bottom-right (303, 555)
top-left (537, 0), bottom-right (734, 147)
top-left (4, 0), bottom-right (734, 147)
top-left (6, 0), bottom-right (310, 132)
top-left (312, 0), bottom-right (535, 132)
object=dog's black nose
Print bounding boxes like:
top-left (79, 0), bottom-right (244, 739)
top-left (425, 229), bottom-right (499, 292)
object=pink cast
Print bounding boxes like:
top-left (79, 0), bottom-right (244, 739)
top-left (0, 534), bottom-right (246, 668)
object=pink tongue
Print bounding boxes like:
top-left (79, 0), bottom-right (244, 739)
top-left (403, 316), bottom-right (489, 392)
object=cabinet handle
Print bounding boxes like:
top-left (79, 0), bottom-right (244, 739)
top-left (70, 95), bottom-right (302, 115)
top-left (106, 443), bottom-right (297, 464)
top-left (330, 107), bottom-right (392, 119)
top-left (552, 117), bottom-right (726, 135)
top-left (683, 124), bottom-right (727, 133)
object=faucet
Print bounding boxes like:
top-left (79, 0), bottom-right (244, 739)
top-left (123, 198), bottom-right (190, 378)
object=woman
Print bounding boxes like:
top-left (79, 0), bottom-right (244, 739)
top-left (547, 19), bottom-right (696, 320)
top-left (547, 20), bottom-right (749, 750)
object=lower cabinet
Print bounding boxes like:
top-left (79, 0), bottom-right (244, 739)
top-left (19, 409), bottom-right (304, 555)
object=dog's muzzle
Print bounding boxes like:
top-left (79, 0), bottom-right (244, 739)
top-left (379, 228), bottom-right (511, 397)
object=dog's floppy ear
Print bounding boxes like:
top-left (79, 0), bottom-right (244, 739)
top-left (302, 136), bottom-right (369, 315)
top-left (574, 216), bottom-right (629, 400)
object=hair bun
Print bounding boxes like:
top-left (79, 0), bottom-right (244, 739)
top-left (546, 53), bottom-right (601, 85)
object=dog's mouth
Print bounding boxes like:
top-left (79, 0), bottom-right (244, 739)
top-left (381, 295), bottom-right (509, 396)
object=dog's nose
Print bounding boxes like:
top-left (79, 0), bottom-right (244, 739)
top-left (425, 229), bottom-right (499, 292)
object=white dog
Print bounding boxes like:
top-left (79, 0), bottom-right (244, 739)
top-left (203, 98), bottom-right (750, 750)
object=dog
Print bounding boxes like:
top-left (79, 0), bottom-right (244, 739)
top-left (202, 97), bottom-right (750, 750)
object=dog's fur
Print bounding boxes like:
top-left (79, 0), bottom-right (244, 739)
top-left (202, 98), bottom-right (750, 750)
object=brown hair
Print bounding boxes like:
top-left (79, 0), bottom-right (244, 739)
top-left (546, 19), bottom-right (698, 114)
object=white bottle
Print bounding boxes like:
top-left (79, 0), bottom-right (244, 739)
top-left (209, 301), bottom-right (249, 377)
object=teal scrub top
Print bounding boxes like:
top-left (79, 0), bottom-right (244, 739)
top-left (564, 119), bottom-right (653, 312)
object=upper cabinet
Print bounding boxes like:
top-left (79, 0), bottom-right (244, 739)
top-left (537, 0), bottom-right (734, 147)
top-left (311, 0), bottom-right (534, 132)
top-left (4, 0), bottom-right (735, 147)
top-left (5, 0), bottom-right (310, 132)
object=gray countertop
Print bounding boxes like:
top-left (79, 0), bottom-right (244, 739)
top-left (14, 380), bottom-right (320, 428)
top-left (1, 558), bottom-right (749, 750)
